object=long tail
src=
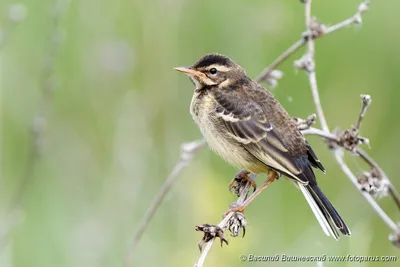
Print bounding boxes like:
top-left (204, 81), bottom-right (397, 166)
top-left (298, 182), bottom-right (351, 239)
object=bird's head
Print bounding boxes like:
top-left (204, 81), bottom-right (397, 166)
top-left (175, 53), bottom-right (246, 90)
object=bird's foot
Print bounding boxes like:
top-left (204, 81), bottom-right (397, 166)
top-left (228, 212), bottom-right (247, 238)
top-left (228, 170), bottom-right (256, 196)
top-left (224, 171), bottom-right (278, 217)
top-left (195, 224), bottom-right (228, 252)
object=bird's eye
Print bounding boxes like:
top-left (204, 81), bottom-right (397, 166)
top-left (209, 68), bottom-right (217, 74)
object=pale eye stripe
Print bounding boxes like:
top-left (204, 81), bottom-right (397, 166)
top-left (207, 64), bottom-right (231, 72)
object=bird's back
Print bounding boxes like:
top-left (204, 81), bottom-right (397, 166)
top-left (214, 78), bottom-right (308, 158)
top-left (246, 81), bottom-right (308, 157)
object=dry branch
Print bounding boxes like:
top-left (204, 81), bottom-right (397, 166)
top-left (128, 1), bottom-right (400, 266)
top-left (194, 180), bottom-right (252, 267)
top-left (0, 4), bottom-right (27, 50)
top-left (0, 0), bottom-right (70, 252)
top-left (297, 0), bottom-right (400, 247)
top-left (125, 139), bottom-right (206, 267)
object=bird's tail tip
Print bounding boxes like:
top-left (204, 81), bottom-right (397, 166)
top-left (298, 182), bottom-right (351, 239)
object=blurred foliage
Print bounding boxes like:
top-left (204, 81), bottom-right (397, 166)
top-left (1, 0), bottom-right (400, 266)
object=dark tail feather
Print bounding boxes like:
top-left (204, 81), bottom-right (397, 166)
top-left (308, 184), bottom-right (351, 236)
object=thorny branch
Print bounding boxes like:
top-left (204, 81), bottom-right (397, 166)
top-left (129, 0), bottom-right (400, 265)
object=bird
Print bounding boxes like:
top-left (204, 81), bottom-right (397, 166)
top-left (174, 53), bottom-right (350, 239)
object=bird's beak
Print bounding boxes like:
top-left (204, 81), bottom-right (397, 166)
top-left (174, 67), bottom-right (206, 78)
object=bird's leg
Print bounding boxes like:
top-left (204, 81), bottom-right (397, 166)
top-left (228, 170), bottom-right (257, 195)
top-left (223, 171), bottom-right (277, 217)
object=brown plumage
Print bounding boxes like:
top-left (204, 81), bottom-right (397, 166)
top-left (175, 53), bottom-right (350, 239)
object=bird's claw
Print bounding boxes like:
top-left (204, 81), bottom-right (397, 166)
top-left (228, 170), bottom-right (256, 196)
top-left (228, 212), bottom-right (247, 238)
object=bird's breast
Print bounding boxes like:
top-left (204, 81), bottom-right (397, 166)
top-left (190, 92), bottom-right (268, 173)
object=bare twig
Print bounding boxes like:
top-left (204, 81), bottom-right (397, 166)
top-left (300, 75), bottom-right (399, 236)
top-left (7, 0), bottom-right (70, 212)
top-left (324, 1), bottom-right (370, 35)
top-left (194, 180), bottom-right (252, 267)
top-left (298, 1), bottom-right (370, 132)
top-left (334, 150), bottom-right (397, 231)
top-left (388, 186), bottom-right (400, 211)
top-left (307, 69), bottom-right (328, 131)
top-left (294, 113), bottom-right (316, 131)
top-left (301, 128), bottom-right (398, 231)
top-left (125, 139), bottom-right (206, 267)
top-left (0, 209), bottom-right (24, 251)
top-left (303, 123), bottom-right (400, 224)
top-left (296, 0), bottom-right (329, 132)
top-left (295, 2), bottom-right (398, 235)
top-left (299, 0), bottom-right (399, 250)
top-left (302, 127), bottom-right (338, 141)
top-left (0, 0), bottom-right (70, 251)
top-left (302, 131), bottom-right (398, 232)
top-left (256, 1), bottom-right (370, 84)
top-left (0, 4), bottom-right (27, 50)
top-left (355, 94), bottom-right (372, 131)
top-left (356, 148), bottom-right (400, 211)
top-left (255, 39), bottom-right (305, 83)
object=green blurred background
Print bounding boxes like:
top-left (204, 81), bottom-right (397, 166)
top-left (1, 0), bottom-right (400, 266)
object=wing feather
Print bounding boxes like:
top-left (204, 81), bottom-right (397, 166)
top-left (214, 94), bottom-right (309, 184)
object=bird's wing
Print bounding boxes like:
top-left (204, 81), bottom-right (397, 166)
top-left (213, 93), bottom-right (310, 184)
